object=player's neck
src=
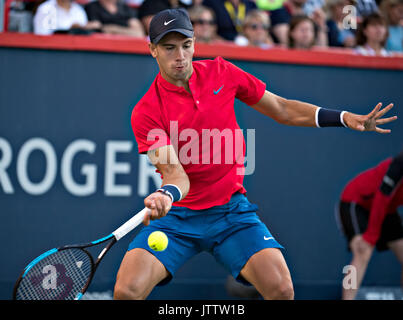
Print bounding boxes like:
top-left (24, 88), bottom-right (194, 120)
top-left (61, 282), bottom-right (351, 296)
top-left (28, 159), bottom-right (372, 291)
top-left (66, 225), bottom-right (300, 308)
top-left (160, 67), bottom-right (193, 93)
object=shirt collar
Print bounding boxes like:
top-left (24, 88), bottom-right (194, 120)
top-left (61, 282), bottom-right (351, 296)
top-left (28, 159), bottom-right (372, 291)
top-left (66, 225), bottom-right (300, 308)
top-left (156, 63), bottom-right (197, 93)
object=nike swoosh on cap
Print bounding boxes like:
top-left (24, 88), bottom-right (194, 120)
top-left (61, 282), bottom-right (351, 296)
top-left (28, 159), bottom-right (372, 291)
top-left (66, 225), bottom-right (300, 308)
top-left (164, 19), bottom-right (176, 26)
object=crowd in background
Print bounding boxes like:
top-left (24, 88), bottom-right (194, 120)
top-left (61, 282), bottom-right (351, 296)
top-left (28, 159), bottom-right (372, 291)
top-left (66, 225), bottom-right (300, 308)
top-left (5, 0), bottom-right (403, 56)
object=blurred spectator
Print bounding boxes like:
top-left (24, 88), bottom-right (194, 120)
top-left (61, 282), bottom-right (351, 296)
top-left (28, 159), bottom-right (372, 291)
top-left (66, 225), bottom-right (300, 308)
top-left (202, 0), bottom-right (258, 41)
top-left (255, 0), bottom-right (286, 11)
top-left (380, 0), bottom-right (403, 52)
top-left (303, 0), bottom-right (325, 16)
top-left (188, 5), bottom-right (226, 43)
top-left (270, 0), bottom-right (328, 46)
top-left (325, 0), bottom-right (357, 47)
top-left (288, 14), bottom-right (327, 48)
top-left (85, 0), bottom-right (144, 37)
top-left (138, 0), bottom-right (191, 35)
top-left (8, 0), bottom-right (33, 33)
top-left (355, 12), bottom-right (390, 55)
top-left (234, 9), bottom-right (274, 48)
top-left (33, 0), bottom-right (98, 35)
top-left (356, 0), bottom-right (379, 18)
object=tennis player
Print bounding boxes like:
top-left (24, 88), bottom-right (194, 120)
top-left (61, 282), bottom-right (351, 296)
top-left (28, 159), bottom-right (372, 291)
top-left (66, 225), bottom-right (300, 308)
top-left (337, 148), bottom-right (403, 300)
top-left (113, 8), bottom-right (397, 300)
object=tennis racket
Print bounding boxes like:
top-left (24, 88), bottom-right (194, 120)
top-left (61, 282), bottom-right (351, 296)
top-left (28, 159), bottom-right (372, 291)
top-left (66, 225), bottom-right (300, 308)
top-left (13, 207), bottom-right (150, 300)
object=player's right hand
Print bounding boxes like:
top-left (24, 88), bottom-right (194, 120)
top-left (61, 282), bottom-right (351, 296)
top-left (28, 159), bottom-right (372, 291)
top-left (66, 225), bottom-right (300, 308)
top-left (143, 192), bottom-right (172, 226)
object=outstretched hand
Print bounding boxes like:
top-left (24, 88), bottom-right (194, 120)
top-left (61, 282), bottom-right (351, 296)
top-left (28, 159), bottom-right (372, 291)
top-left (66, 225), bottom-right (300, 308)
top-left (343, 103), bottom-right (397, 133)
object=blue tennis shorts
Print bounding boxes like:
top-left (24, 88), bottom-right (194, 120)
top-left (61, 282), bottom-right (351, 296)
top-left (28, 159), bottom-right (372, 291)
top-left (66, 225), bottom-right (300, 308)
top-left (128, 192), bottom-right (283, 285)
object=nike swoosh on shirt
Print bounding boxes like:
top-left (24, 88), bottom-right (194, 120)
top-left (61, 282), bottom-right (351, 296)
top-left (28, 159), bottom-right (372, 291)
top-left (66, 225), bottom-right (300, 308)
top-left (164, 19), bottom-right (176, 26)
top-left (213, 85), bottom-right (224, 95)
top-left (264, 236), bottom-right (274, 241)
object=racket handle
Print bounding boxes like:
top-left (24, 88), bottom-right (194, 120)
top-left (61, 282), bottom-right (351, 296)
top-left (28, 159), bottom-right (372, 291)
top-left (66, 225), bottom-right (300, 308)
top-left (112, 207), bottom-right (149, 241)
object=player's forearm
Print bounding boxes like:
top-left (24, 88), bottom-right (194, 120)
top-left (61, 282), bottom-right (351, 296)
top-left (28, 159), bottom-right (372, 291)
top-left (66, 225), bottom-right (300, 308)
top-left (279, 98), bottom-right (319, 127)
top-left (161, 168), bottom-right (190, 200)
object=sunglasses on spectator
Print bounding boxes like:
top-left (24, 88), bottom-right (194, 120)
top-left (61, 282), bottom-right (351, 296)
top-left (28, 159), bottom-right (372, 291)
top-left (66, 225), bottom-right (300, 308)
top-left (246, 24), bottom-right (269, 30)
top-left (192, 19), bottom-right (215, 26)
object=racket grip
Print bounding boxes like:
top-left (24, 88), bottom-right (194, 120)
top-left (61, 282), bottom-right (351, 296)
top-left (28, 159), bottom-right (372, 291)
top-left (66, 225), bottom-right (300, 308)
top-left (112, 208), bottom-right (149, 241)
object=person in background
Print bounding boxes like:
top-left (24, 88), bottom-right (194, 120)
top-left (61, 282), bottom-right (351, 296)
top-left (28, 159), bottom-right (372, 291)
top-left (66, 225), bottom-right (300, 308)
top-left (380, 0), bottom-right (403, 52)
top-left (33, 0), bottom-right (98, 35)
top-left (336, 148), bottom-right (403, 300)
top-left (202, 0), bottom-right (258, 41)
top-left (138, 0), bottom-right (191, 35)
top-left (288, 14), bottom-right (328, 48)
top-left (355, 12), bottom-right (390, 56)
top-left (84, 0), bottom-right (145, 37)
top-left (269, 0), bottom-right (327, 46)
top-left (355, 0), bottom-right (379, 19)
top-left (234, 9), bottom-right (275, 48)
top-left (325, 0), bottom-right (357, 48)
top-left (188, 5), bottom-right (226, 44)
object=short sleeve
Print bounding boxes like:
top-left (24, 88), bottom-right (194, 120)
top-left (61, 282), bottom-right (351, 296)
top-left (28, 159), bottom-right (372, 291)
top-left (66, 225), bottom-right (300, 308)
top-left (131, 104), bottom-right (171, 154)
top-left (219, 57), bottom-right (266, 106)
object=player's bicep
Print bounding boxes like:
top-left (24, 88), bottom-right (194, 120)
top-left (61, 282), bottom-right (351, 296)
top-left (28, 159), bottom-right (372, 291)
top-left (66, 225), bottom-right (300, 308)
top-left (251, 90), bottom-right (288, 123)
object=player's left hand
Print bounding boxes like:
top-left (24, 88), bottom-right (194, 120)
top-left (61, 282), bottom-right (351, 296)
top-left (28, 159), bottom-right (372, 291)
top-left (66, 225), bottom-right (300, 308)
top-left (343, 103), bottom-right (397, 133)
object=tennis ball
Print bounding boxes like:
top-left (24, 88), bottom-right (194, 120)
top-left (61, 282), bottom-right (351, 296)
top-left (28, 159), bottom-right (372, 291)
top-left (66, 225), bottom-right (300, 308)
top-left (148, 231), bottom-right (168, 252)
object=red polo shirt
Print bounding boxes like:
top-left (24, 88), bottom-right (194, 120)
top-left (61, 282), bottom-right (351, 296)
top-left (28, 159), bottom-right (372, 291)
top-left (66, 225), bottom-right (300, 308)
top-left (131, 56), bottom-right (266, 210)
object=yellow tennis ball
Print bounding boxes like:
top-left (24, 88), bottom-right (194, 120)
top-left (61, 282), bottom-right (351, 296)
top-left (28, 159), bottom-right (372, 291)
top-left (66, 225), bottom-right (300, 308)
top-left (148, 231), bottom-right (168, 252)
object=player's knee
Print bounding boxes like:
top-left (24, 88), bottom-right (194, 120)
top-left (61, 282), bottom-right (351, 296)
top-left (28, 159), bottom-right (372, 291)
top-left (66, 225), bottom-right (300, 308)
top-left (114, 278), bottom-right (148, 300)
top-left (274, 279), bottom-right (294, 300)
top-left (262, 278), bottom-right (294, 300)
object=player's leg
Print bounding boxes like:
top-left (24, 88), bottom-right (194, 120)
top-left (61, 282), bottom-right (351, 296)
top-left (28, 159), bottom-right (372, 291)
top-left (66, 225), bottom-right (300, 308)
top-left (343, 234), bottom-right (374, 300)
top-left (211, 194), bottom-right (293, 300)
top-left (114, 248), bottom-right (169, 300)
top-left (239, 247), bottom-right (294, 300)
top-left (384, 213), bottom-right (403, 287)
top-left (336, 202), bottom-right (373, 300)
top-left (388, 238), bottom-right (403, 287)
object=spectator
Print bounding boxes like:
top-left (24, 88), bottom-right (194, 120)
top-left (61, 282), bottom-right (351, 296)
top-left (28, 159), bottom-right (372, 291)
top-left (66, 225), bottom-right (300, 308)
top-left (288, 14), bottom-right (327, 48)
top-left (33, 0), bottom-right (97, 35)
top-left (303, 0), bottom-right (325, 16)
top-left (138, 0), bottom-right (191, 35)
top-left (234, 9), bottom-right (274, 48)
top-left (355, 12), bottom-right (390, 56)
top-left (270, 0), bottom-right (327, 46)
top-left (203, 0), bottom-right (258, 41)
top-left (356, 0), bottom-right (379, 18)
top-left (85, 0), bottom-right (145, 37)
top-left (325, 0), bottom-right (357, 47)
top-left (255, 0), bottom-right (285, 11)
top-left (188, 5), bottom-right (226, 44)
top-left (380, 0), bottom-right (403, 52)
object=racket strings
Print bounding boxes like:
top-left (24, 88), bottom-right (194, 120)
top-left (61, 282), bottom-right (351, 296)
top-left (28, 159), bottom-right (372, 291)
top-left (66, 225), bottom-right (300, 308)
top-left (16, 248), bottom-right (92, 300)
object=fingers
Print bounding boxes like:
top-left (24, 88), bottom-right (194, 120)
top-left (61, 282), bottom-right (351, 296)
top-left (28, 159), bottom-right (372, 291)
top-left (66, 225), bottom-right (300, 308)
top-left (375, 103), bottom-right (394, 119)
top-left (376, 115), bottom-right (397, 125)
top-left (375, 127), bottom-right (392, 134)
top-left (143, 192), bottom-right (172, 225)
top-left (367, 102), bottom-right (382, 118)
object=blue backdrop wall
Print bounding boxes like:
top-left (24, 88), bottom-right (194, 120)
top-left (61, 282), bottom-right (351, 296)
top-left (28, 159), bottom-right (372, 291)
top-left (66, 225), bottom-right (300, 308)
top-left (0, 47), bottom-right (402, 300)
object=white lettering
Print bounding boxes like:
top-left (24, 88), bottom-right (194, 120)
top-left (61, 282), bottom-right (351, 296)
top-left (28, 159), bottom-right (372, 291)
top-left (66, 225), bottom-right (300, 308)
top-left (138, 155), bottom-right (162, 196)
top-left (61, 139), bottom-right (96, 196)
top-left (104, 141), bottom-right (132, 196)
top-left (0, 137), bottom-right (14, 193)
top-left (17, 138), bottom-right (57, 195)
